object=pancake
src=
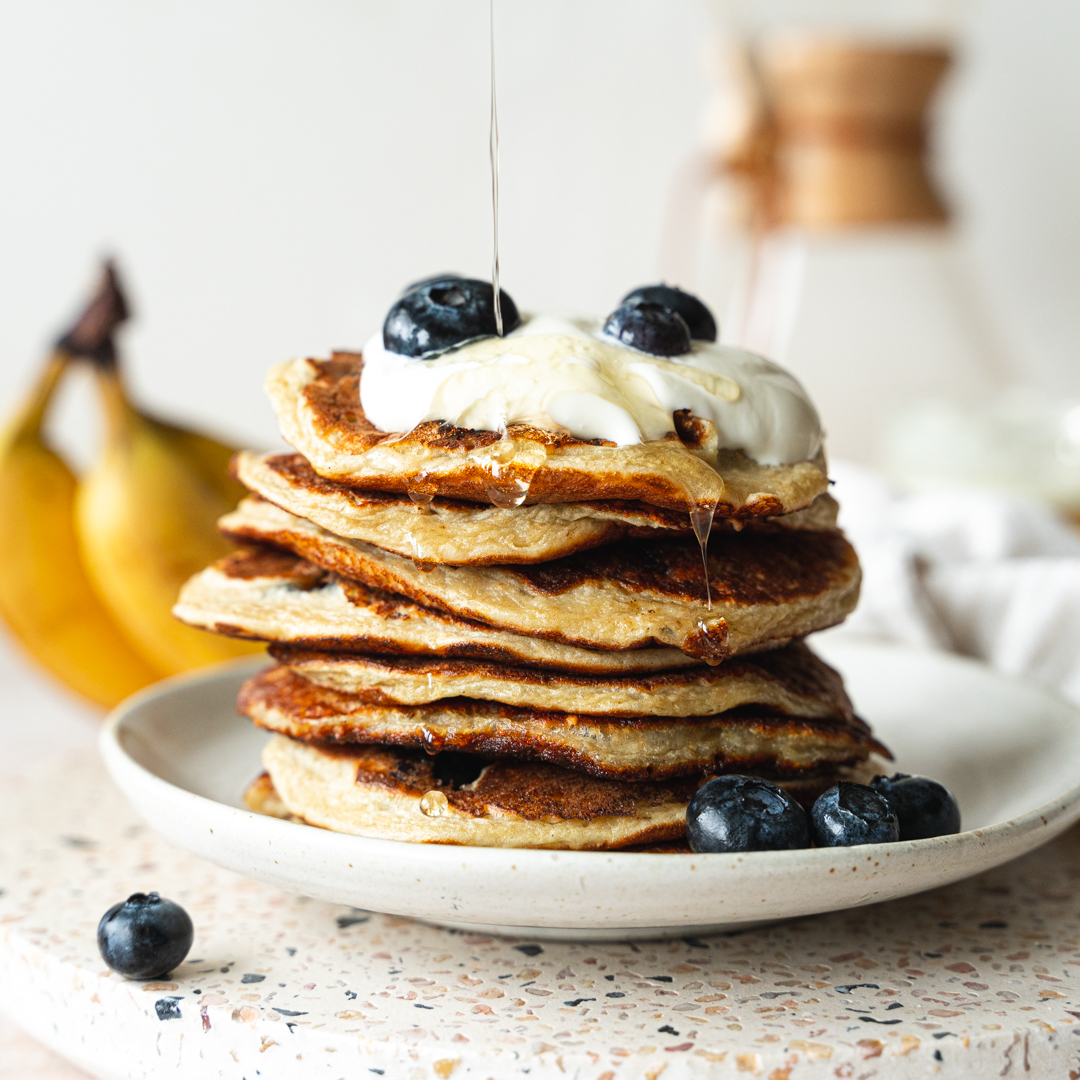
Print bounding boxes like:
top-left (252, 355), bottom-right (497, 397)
top-left (266, 354), bottom-right (831, 515)
top-left (269, 639), bottom-right (854, 720)
top-left (240, 666), bottom-right (885, 781)
top-left (261, 734), bottom-right (689, 848)
top-left (245, 763), bottom-right (888, 839)
top-left (257, 735), bottom-right (891, 849)
top-left (234, 450), bottom-right (840, 567)
top-left (218, 498), bottom-right (861, 662)
top-left (173, 548), bottom-right (698, 673)
top-left (234, 450), bottom-right (684, 565)
top-left (243, 770), bottom-right (304, 823)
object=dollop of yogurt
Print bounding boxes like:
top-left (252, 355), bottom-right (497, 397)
top-left (359, 314), bottom-right (822, 466)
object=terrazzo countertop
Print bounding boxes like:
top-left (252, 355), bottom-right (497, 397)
top-left (3, 754), bottom-right (1080, 1078)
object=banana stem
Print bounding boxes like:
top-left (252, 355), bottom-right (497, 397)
top-left (92, 363), bottom-right (136, 446)
top-left (55, 260), bottom-right (129, 367)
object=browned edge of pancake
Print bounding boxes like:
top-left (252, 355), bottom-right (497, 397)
top-left (289, 354), bottom-right (827, 515)
top-left (185, 548), bottom-right (705, 674)
top-left (245, 452), bottom-right (694, 533)
top-left (217, 516), bottom-right (859, 664)
top-left (247, 749), bottom-right (887, 848)
top-left (239, 666), bottom-right (888, 782)
top-left (322, 741), bottom-right (697, 823)
top-left (267, 637), bottom-right (856, 721)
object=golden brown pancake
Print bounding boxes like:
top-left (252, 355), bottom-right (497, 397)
top-left (240, 665), bottom-right (885, 781)
top-left (243, 770), bottom-right (304, 822)
top-left (266, 354), bottom-right (831, 515)
top-left (261, 733), bottom-right (690, 848)
top-left (233, 450), bottom-right (840, 567)
top-left (256, 735), bottom-right (890, 849)
top-left (246, 763), bottom-right (888, 839)
top-left (174, 548), bottom-right (698, 673)
top-left (234, 450), bottom-right (686, 564)
top-left (218, 498), bottom-right (861, 662)
top-left (269, 639), bottom-right (854, 720)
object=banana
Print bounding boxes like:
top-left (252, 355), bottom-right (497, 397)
top-left (0, 353), bottom-right (164, 706)
top-left (76, 353), bottom-right (264, 677)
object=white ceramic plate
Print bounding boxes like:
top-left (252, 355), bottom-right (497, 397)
top-left (100, 639), bottom-right (1080, 940)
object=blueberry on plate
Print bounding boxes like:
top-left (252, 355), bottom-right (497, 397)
top-left (870, 773), bottom-right (961, 841)
top-left (811, 782), bottom-right (899, 847)
top-left (603, 301), bottom-right (692, 357)
top-left (97, 892), bottom-right (194, 980)
top-left (383, 276), bottom-right (521, 358)
top-left (686, 775), bottom-right (810, 853)
top-left (621, 284), bottom-right (717, 342)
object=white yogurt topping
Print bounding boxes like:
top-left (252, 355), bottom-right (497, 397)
top-left (359, 314), bottom-right (822, 466)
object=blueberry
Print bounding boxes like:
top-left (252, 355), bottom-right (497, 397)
top-left (401, 271), bottom-right (462, 295)
top-left (870, 773), bottom-right (961, 841)
top-left (621, 284), bottom-right (717, 342)
top-left (603, 301), bottom-right (692, 357)
top-left (97, 892), bottom-right (194, 980)
top-left (686, 775), bottom-right (810, 853)
top-left (383, 276), bottom-right (521, 358)
top-left (811, 782), bottom-right (899, 847)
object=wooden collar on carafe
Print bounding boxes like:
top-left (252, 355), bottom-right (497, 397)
top-left (727, 36), bottom-right (951, 229)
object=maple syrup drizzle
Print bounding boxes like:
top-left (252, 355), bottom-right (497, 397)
top-left (419, 789), bottom-right (449, 817)
top-left (485, 481), bottom-right (530, 509)
top-left (689, 500), bottom-right (718, 611)
top-left (489, 0), bottom-right (503, 337)
top-left (421, 725), bottom-right (446, 755)
top-left (480, 427), bottom-right (546, 508)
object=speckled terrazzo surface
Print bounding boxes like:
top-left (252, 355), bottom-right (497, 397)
top-left (4, 756), bottom-right (1080, 1078)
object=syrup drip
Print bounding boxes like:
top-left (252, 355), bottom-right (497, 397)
top-left (403, 525), bottom-right (437, 572)
top-left (407, 489), bottom-right (434, 509)
top-left (697, 622), bottom-right (726, 667)
top-left (419, 789), bottom-right (449, 817)
top-left (482, 431), bottom-right (540, 508)
top-left (489, 0), bottom-right (503, 337)
top-left (489, 433), bottom-right (517, 468)
top-left (485, 478), bottom-right (530, 509)
top-left (689, 500), bottom-right (718, 611)
top-left (692, 614), bottom-right (728, 667)
top-left (421, 726), bottom-right (446, 755)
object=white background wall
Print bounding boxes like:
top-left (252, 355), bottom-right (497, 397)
top-left (0, 0), bottom-right (1078, 455)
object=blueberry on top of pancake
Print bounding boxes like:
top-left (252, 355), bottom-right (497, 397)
top-left (603, 301), bottom-right (692, 357)
top-left (621, 284), bottom-right (718, 342)
top-left (383, 276), bottom-right (521, 358)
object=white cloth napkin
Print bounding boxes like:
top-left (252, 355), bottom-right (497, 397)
top-left (824, 461), bottom-right (1080, 706)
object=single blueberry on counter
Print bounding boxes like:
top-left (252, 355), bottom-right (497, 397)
top-left (621, 284), bottom-right (718, 342)
top-left (97, 892), bottom-right (194, 979)
top-left (603, 301), bottom-right (692, 357)
top-left (870, 773), bottom-right (961, 841)
top-left (811, 782), bottom-right (899, 847)
top-left (686, 775), bottom-right (811, 853)
top-left (383, 276), bottom-right (521, 358)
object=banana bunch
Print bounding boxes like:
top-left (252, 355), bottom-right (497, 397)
top-left (0, 262), bottom-right (261, 708)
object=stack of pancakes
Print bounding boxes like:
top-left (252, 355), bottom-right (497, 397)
top-left (176, 353), bottom-right (884, 850)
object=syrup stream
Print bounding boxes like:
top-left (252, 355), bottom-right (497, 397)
top-left (489, 0), bottom-right (503, 336)
top-left (690, 501), bottom-right (717, 611)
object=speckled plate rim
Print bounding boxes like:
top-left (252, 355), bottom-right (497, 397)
top-left (100, 643), bottom-right (1080, 939)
